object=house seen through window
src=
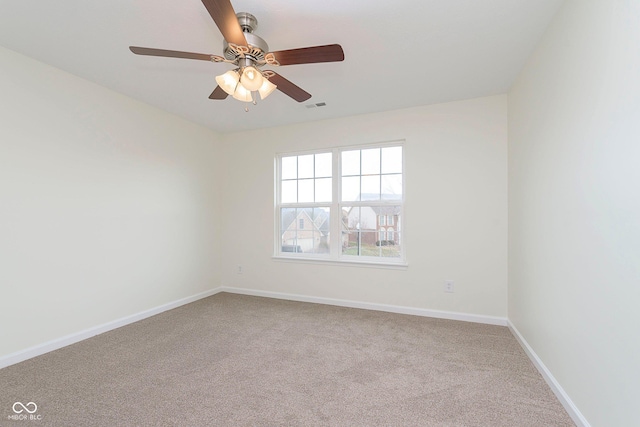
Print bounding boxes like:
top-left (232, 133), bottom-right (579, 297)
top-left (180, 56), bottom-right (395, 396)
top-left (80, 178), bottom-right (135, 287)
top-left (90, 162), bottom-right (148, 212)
top-left (276, 143), bottom-right (404, 264)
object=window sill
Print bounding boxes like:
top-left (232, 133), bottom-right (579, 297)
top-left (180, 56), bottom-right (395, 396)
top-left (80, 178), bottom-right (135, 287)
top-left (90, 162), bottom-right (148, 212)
top-left (272, 255), bottom-right (408, 270)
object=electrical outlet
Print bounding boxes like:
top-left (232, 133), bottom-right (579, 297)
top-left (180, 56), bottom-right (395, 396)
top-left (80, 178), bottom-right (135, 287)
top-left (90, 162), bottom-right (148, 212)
top-left (444, 281), bottom-right (455, 293)
top-left (236, 265), bottom-right (243, 274)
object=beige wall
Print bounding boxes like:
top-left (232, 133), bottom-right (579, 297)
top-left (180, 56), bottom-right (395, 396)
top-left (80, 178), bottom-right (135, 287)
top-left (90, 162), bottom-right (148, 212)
top-left (1, 43), bottom-right (508, 383)
top-left (508, 0), bottom-right (640, 425)
top-left (221, 95), bottom-right (508, 318)
top-left (4, 2), bottom-right (639, 422)
top-left (0, 46), bottom-right (223, 357)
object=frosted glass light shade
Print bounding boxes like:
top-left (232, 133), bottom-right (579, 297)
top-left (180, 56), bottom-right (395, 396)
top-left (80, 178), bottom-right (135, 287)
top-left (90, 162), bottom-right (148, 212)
top-left (215, 70), bottom-right (240, 95)
top-left (258, 78), bottom-right (277, 100)
top-left (240, 66), bottom-right (264, 91)
top-left (232, 83), bottom-right (253, 102)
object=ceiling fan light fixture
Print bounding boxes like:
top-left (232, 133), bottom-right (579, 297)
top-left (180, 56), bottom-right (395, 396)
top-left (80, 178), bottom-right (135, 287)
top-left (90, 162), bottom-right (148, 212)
top-left (240, 66), bottom-right (264, 91)
top-left (130, 6), bottom-right (345, 106)
top-left (258, 78), bottom-right (277, 100)
top-left (215, 70), bottom-right (240, 95)
top-left (232, 83), bottom-right (253, 102)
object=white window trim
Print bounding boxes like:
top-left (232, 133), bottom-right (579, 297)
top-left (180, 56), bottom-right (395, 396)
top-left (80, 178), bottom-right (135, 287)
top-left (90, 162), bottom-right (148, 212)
top-left (274, 141), bottom-right (406, 266)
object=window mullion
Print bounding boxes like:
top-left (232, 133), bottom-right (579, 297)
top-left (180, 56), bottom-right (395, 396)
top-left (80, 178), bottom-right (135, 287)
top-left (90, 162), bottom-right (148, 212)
top-left (330, 148), bottom-right (341, 259)
top-left (296, 156), bottom-right (300, 203)
top-left (379, 147), bottom-right (383, 197)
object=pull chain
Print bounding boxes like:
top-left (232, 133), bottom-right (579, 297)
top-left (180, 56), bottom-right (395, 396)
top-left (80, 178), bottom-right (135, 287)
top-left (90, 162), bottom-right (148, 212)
top-left (244, 91), bottom-right (258, 112)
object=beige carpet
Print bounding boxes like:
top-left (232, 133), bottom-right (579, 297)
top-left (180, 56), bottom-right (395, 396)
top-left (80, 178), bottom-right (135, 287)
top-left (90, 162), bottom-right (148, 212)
top-left (1, 293), bottom-right (574, 426)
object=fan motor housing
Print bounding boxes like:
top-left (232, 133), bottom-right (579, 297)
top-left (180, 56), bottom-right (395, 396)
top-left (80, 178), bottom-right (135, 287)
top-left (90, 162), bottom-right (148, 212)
top-left (223, 13), bottom-right (269, 62)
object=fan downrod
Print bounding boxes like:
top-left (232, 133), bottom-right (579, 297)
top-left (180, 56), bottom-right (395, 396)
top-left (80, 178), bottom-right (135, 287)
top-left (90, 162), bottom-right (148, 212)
top-left (236, 12), bottom-right (258, 33)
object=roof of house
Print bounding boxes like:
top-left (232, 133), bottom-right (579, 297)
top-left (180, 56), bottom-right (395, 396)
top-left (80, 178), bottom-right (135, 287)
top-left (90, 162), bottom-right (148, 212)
top-left (281, 208), bottom-right (330, 236)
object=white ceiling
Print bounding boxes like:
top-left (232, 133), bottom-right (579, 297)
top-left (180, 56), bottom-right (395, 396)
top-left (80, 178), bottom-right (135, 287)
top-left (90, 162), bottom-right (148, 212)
top-left (0, 0), bottom-right (564, 134)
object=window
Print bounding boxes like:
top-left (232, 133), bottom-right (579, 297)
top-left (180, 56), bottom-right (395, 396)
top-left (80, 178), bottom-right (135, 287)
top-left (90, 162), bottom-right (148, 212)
top-left (276, 143), bottom-right (404, 264)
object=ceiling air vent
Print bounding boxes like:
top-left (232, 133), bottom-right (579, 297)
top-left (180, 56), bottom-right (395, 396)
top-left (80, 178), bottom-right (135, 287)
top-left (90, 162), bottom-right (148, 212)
top-left (305, 102), bottom-right (327, 109)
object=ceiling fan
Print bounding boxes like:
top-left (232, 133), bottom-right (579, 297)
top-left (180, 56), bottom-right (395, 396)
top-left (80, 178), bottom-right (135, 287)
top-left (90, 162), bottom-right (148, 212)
top-left (129, 0), bottom-right (345, 106)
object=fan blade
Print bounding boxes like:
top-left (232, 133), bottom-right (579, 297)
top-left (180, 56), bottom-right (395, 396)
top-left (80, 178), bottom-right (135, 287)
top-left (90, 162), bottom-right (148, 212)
top-left (201, 0), bottom-right (247, 47)
top-left (209, 86), bottom-right (229, 100)
top-left (129, 46), bottom-right (221, 61)
top-left (266, 44), bottom-right (345, 66)
top-left (269, 73), bottom-right (312, 102)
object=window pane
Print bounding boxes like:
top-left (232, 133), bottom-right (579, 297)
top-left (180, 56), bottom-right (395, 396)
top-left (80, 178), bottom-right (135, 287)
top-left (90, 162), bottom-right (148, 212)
top-left (381, 210), bottom-right (401, 257)
top-left (343, 206), bottom-right (376, 256)
top-left (281, 208), bottom-right (301, 253)
top-left (342, 150), bottom-right (360, 176)
top-left (281, 156), bottom-right (297, 180)
top-left (310, 208), bottom-right (330, 253)
top-left (342, 206), bottom-right (358, 256)
top-left (362, 209), bottom-right (377, 231)
top-left (381, 231), bottom-right (401, 258)
top-left (342, 206), bottom-right (401, 258)
top-left (281, 180), bottom-right (297, 203)
top-left (361, 175), bottom-right (380, 199)
top-left (310, 231), bottom-right (324, 254)
top-left (381, 174), bottom-right (402, 200)
top-left (281, 208), bottom-right (297, 230)
top-left (361, 148), bottom-right (380, 175)
top-left (279, 207), bottom-right (330, 254)
top-left (344, 206), bottom-right (359, 230)
top-left (298, 154), bottom-right (314, 179)
top-left (341, 176), bottom-right (360, 201)
top-left (315, 178), bottom-right (332, 202)
top-left (360, 232), bottom-right (379, 256)
top-left (315, 153), bottom-right (332, 178)
top-left (381, 146), bottom-right (403, 174)
top-left (298, 179), bottom-right (314, 203)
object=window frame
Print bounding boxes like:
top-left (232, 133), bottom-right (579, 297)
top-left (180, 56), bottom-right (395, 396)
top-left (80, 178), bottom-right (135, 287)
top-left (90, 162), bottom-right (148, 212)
top-left (274, 141), bottom-right (406, 266)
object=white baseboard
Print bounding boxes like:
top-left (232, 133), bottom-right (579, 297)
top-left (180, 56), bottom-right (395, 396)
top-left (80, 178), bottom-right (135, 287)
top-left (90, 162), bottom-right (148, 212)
top-left (0, 287), bottom-right (224, 369)
top-left (0, 285), bottom-right (507, 369)
top-left (218, 286), bottom-right (508, 326)
top-left (508, 321), bottom-right (590, 427)
top-left (2, 285), bottom-right (588, 426)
